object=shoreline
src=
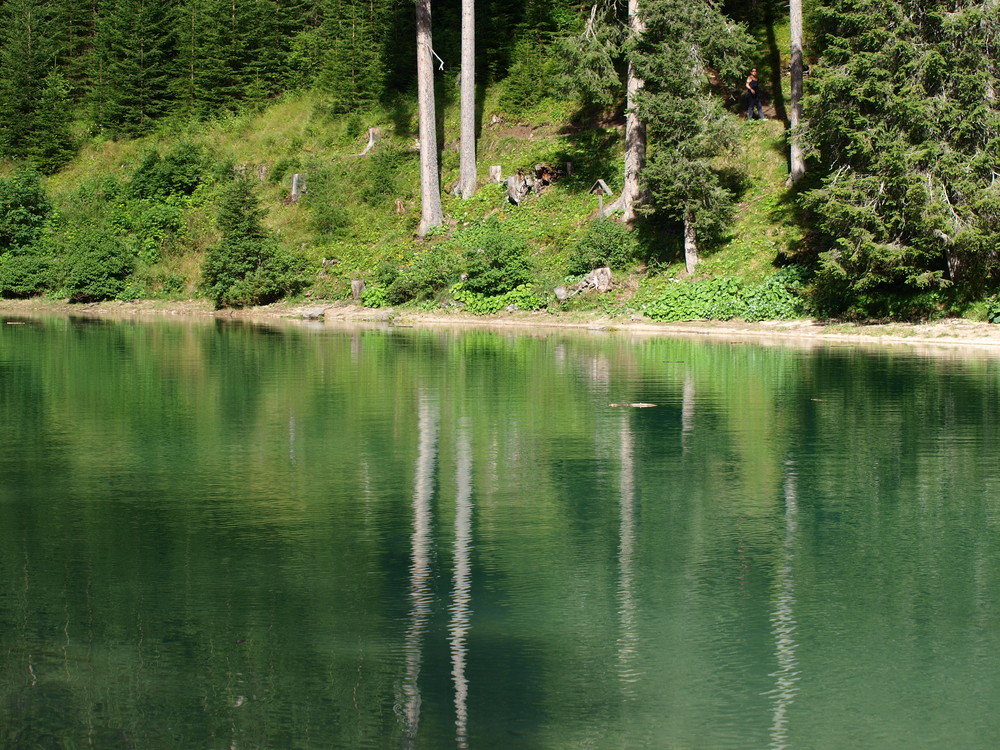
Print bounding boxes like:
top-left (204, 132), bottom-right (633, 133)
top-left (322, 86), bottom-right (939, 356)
top-left (5, 297), bottom-right (1000, 353)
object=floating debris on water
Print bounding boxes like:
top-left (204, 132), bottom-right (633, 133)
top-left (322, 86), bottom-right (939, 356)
top-left (609, 403), bottom-right (657, 408)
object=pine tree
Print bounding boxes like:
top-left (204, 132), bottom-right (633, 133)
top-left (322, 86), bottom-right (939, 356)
top-left (458, 0), bottom-right (477, 198)
top-left (92, 0), bottom-right (177, 136)
top-left (804, 0), bottom-right (1000, 315)
top-left (316, 0), bottom-right (390, 113)
top-left (0, 0), bottom-right (60, 158)
top-left (636, 0), bottom-right (753, 269)
top-left (26, 71), bottom-right (77, 173)
top-left (416, 0), bottom-right (443, 236)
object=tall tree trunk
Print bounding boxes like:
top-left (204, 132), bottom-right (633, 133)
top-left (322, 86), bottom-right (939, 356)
top-left (684, 209), bottom-right (698, 275)
top-left (786, 0), bottom-right (805, 185)
top-left (416, 0), bottom-right (443, 236)
top-left (458, 0), bottom-right (476, 199)
top-left (617, 0), bottom-right (646, 224)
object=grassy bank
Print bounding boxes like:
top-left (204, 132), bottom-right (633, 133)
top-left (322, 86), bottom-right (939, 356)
top-left (4, 73), bottom-right (808, 320)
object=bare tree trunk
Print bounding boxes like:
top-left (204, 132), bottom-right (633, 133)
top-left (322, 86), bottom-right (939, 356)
top-left (786, 0), bottom-right (806, 186)
top-left (615, 0), bottom-right (647, 225)
top-left (458, 0), bottom-right (477, 199)
top-left (684, 209), bottom-right (699, 275)
top-left (416, 0), bottom-right (443, 236)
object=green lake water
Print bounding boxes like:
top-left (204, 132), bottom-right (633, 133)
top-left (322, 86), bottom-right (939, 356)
top-left (2, 314), bottom-right (999, 749)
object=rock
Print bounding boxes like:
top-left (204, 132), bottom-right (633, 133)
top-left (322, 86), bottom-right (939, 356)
top-left (299, 307), bottom-right (326, 320)
top-left (351, 279), bottom-right (366, 301)
top-left (576, 267), bottom-right (613, 293)
top-left (554, 285), bottom-right (571, 302)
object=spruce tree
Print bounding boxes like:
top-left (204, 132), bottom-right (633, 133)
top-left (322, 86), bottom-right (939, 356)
top-left (26, 71), bottom-right (77, 173)
top-left (636, 0), bottom-right (753, 269)
top-left (316, 0), bottom-right (390, 113)
top-left (804, 0), bottom-right (1000, 315)
top-left (92, 0), bottom-right (177, 136)
top-left (0, 0), bottom-right (60, 158)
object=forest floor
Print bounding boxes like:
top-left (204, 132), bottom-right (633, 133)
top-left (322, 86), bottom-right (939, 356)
top-left (6, 297), bottom-right (1000, 355)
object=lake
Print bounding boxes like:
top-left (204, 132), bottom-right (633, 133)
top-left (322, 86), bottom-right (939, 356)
top-left (2, 314), bottom-right (999, 748)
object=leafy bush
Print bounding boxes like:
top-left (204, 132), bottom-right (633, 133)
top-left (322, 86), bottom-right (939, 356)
top-left (567, 220), bottom-right (637, 275)
top-left (0, 251), bottom-right (52, 297)
top-left (640, 268), bottom-right (805, 322)
top-left (111, 198), bottom-right (186, 265)
top-left (989, 296), bottom-right (1000, 324)
top-left (202, 179), bottom-right (305, 308)
top-left (0, 170), bottom-right (51, 250)
top-left (461, 221), bottom-right (533, 296)
top-left (361, 283), bottom-right (391, 308)
top-left (63, 229), bottom-right (135, 302)
top-left (452, 283), bottom-right (545, 315)
top-left (128, 142), bottom-right (206, 199)
top-left (386, 245), bottom-right (461, 304)
top-left (361, 147), bottom-right (406, 206)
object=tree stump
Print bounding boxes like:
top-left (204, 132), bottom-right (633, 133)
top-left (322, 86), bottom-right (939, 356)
top-left (351, 279), bottom-right (366, 301)
top-left (290, 173), bottom-right (304, 202)
top-left (506, 170), bottom-right (534, 205)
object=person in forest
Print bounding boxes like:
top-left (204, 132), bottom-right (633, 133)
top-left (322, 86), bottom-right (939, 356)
top-left (745, 68), bottom-right (764, 120)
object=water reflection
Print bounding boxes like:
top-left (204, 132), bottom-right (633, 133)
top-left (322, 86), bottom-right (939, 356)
top-left (450, 420), bottom-right (473, 749)
top-left (767, 461), bottom-right (800, 750)
top-left (617, 413), bottom-right (640, 696)
top-left (399, 392), bottom-right (439, 746)
top-left (681, 374), bottom-right (695, 454)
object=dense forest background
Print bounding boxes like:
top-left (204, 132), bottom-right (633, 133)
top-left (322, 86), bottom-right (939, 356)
top-left (0, 0), bottom-right (997, 320)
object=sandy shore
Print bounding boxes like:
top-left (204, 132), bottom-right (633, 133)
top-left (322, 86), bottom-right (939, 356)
top-left (5, 297), bottom-right (1000, 353)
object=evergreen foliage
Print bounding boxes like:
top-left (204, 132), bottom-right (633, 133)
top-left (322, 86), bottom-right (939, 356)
top-left (0, 0), bottom-right (61, 159)
top-left (636, 0), bottom-right (754, 247)
top-left (63, 228), bottom-right (134, 302)
top-left (25, 72), bottom-right (77, 173)
top-left (568, 219), bottom-right (637, 274)
top-left (202, 179), bottom-right (305, 308)
top-left (804, 0), bottom-right (1000, 316)
top-left (92, 0), bottom-right (177, 135)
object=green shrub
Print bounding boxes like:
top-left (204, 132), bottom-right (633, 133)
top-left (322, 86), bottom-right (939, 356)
top-left (361, 283), bottom-right (391, 308)
top-left (0, 251), bottom-right (52, 297)
top-left (202, 179), bottom-right (305, 308)
top-left (387, 245), bottom-right (461, 304)
top-left (988, 296), bottom-right (1000, 324)
top-left (63, 229), bottom-right (135, 302)
top-left (640, 268), bottom-right (805, 322)
top-left (128, 142), bottom-right (205, 199)
top-left (452, 282), bottom-right (545, 315)
top-left (361, 147), bottom-right (406, 207)
top-left (567, 220), bottom-right (636, 275)
top-left (0, 170), bottom-right (51, 250)
top-left (461, 220), bottom-right (533, 296)
top-left (111, 198), bottom-right (185, 265)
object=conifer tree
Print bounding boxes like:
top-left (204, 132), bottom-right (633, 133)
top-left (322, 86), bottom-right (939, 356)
top-left (458, 0), bottom-right (477, 199)
top-left (636, 0), bottom-right (752, 270)
top-left (92, 0), bottom-right (177, 135)
top-left (416, 0), bottom-right (443, 236)
top-left (804, 0), bottom-right (1000, 314)
top-left (316, 0), bottom-right (390, 113)
top-left (0, 0), bottom-right (60, 158)
top-left (26, 71), bottom-right (77, 173)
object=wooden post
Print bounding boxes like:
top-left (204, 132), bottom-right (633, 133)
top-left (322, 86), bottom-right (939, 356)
top-left (290, 173), bottom-right (304, 202)
top-left (590, 180), bottom-right (613, 219)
